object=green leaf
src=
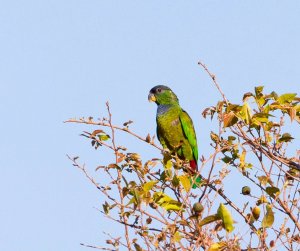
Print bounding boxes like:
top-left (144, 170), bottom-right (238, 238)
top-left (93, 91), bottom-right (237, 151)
top-left (270, 91), bottom-right (278, 100)
top-left (127, 190), bottom-right (141, 206)
top-left (134, 243), bottom-right (143, 251)
top-left (262, 204), bottom-right (274, 228)
top-left (239, 149), bottom-right (246, 169)
top-left (199, 214), bottom-right (220, 227)
top-left (266, 186), bottom-right (280, 197)
top-left (172, 231), bottom-right (182, 243)
top-left (153, 192), bottom-right (171, 204)
top-left (257, 96), bottom-right (266, 107)
top-left (222, 156), bottom-right (232, 164)
top-left (103, 201), bottom-right (110, 215)
top-left (162, 203), bottom-right (182, 211)
top-left (153, 192), bottom-right (182, 211)
top-left (258, 175), bottom-right (269, 186)
top-left (257, 195), bottom-right (268, 205)
top-left (252, 113), bottom-right (274, 123)
top-left (228, 136), bottom-right (236, 141)
top-left (217, 203), bottom-right (235, 233)
top-left (226, 104), bottom-right (241, 112)
top-left (179, 175), bottom-right (191, 192)
top-left (255, 86), bottom-right (264, 96)
top-left (143, 180), bottom-right (158, 192)
top-left (277, 93), bottom-right (297, 104)
top-left (210, 131), bottom-right (219, 143)
top-left (264, 104), bottom-right (271, 114)
top-left (208, 242), bottom-right (227, 251)
top-left (99, 134), bottom-right (110, 141)
top-left (278, 133), bottom-right (294, 143)
top-left (239, 103), bottom-right (252, 124)
top-left (164, 159), bottom-right (173, 169)
top-left (223, 111), bottom-right (238, 127)
top-left (172, 175), bottom-right (180, 187)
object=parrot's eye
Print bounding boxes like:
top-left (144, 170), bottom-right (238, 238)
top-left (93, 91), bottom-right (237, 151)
top-left (157, 88), bottom-right (162, 93)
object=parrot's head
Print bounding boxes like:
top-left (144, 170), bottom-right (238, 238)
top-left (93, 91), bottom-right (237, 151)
top-left (148, 85), bottom-right (179, 105)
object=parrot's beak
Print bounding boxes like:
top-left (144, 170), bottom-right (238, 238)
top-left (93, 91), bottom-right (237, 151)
top-left (148, 93), bottom-right (156, 102)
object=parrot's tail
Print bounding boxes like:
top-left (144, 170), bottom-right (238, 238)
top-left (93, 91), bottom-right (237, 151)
top-left (189, 160), bottom-right (198, 172)
top-left (189, 160), bottom-right (201, 189)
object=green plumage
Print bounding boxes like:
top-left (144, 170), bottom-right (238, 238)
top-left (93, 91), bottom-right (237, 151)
top-left (148, 85), bottom-right (198, 172)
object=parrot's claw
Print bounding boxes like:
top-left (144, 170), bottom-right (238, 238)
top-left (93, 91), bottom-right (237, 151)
top-left (161, 149), bottom-right (171, 156)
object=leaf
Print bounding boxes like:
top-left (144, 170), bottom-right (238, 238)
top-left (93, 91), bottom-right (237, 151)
top-left (163, 159), bottom-right (173, 169)
top-left (98, 134), bottom-right (110, 141)
top-left (223, 111), bottom-right (238, 127)
top-left (252, 206), bottom-right (261, 220)
top-left (178, 175), bottom-right (191, 192)
top-left (277, 93), bottom-right (297, 104)
top-left (199, 214), bottom-right (221, 227)
top-left (227, 104), bottom-right (241, 112)
top-left (257, 96), bottom-right (266, 107)
top-left (266, 186), bottom-right (280, 197)
top-left (262, 204), bottom-right (274, 228)
top-left (239, 149), bottom-right (246, 169)
top-left (255, 86), bottom-right (264, 96)
top-left (129, 153), bottom-right (141, 160)
top-left (123, 120), bottom-right (133, 126)
top-left (239, 103), bottom-right (252, 124)
top-left (208, 242), bottom-right (227, 251)
top-left (107, 163), bottom-right (120, 169)
top-left (258, 175), bottom-right (269, 186)
top-left (91, 129), bottom-right (104, 136)
top-left (127, 189), bottom-right (141, 206)
top-left (270, 91), bottom-right (278, 100)
top-left (122, 187), bottom-right (130, 197)
top-left (252, 113), bottom-right (273, 123)
top-left (117, 153), bottom-right (126, 163)
top-left (171, 175), bottom-right (180, 187)
top-left (257, 195), bottom-right (268, 205)
top-left (243, 92), bottom-right (254, 102)
top-left (153, 192), bottom-right (182, 211)
top-left (217, 203), bottom-right (235, 233)
top-left (228, 135), bottom-right (236, 141)
top-left (172, 231), bottom-right (182, 243)
top-left (210, 131), bottom-right (219, 143)
top-left (145, 133), bottom-right (151, 143)
top-left (103, 201), bottom-right (110, 215)
top-left (278, 133), bottom-right (294, 143)
top-left (252, 112), bottom-right (274, 125)
top-left (162, 203), bottom-right (182, 211)
top-left (133, 243), bottom-right (143, 251)
top-left (222, 156), bottom-right (232, 164)
top-left (289, 107), bottom-right (296, 122)
top-left (264, 104), bottom-right (271, 114)
top-left (143, 180), bottom-right (158, 192)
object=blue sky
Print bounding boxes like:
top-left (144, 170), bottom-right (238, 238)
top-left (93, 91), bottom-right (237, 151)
top-left (1, 1), bottom-right (300, 250)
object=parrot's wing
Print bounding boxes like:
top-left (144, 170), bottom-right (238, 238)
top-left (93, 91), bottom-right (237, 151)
top-left (179, 110), bottom-right (198, 162)
top-left (156, 125), bottom-right (167, 149)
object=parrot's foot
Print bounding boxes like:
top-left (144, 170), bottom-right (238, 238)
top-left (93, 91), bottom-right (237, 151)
top-left (162, 149), bottom-right (172, 164)
top-left (161, 149), bottom-right (171, 155)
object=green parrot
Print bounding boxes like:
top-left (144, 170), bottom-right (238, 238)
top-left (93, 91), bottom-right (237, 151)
top-left (148, 85), bottom-right (198, 173)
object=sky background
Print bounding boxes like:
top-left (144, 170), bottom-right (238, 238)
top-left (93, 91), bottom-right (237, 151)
top-left (1, 1), bottom-right (300, 250)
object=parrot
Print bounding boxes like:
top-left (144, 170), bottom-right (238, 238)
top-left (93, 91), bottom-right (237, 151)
top-left (148, 85), bottom-right (198, 174)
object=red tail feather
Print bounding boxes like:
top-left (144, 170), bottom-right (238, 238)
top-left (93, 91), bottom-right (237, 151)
top-left (189, 160), bottom-right (198, 173)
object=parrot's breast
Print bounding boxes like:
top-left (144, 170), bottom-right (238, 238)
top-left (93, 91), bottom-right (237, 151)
top-left (157, 104), bottom-right (172, 116)
top-left (156, 105), bottom-right (185, 150)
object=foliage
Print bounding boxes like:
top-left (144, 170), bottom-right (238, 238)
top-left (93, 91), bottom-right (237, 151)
top-left (66, 63), bottom-right (300, 251)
